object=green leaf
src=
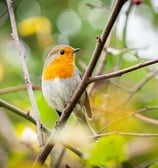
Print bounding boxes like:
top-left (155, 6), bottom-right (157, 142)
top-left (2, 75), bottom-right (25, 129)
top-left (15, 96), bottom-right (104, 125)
top-left (36, 92), bottom-right (58, 129)
top-left (149, 162), bottom-right (158, 168)
top-left (86, 135), bottom-right (127, 166)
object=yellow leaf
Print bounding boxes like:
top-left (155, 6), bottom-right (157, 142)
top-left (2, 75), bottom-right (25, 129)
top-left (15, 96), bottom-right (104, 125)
top-left (18, 16), bottom-right (52, 36)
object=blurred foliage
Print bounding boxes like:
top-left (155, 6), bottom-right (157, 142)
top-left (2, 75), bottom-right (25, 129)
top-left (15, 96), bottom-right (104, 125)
top-left (87, 135), bottom-right (127, 166)
top-left (1, 0), bottom-right (158, 167)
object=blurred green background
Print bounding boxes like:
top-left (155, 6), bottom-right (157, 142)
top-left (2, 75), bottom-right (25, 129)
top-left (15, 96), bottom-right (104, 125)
top-left (1, 0), bottom-right (158, 167)
top-left (0, 0), bottom-right (113, 128)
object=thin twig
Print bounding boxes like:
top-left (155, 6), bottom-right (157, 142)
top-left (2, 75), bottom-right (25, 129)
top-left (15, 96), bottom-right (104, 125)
top-left (134, 113), bottom-right (158, 126)
top-left (110, 81), bottom-right (130, 91)
top-left (114, 0), bottom-right (132, 75)
top-left (86, 3), bottom-right (111, 12)
top-left (122, 0), bottom-right (133, 47)
top-left (0, 84), bottom-right (41, 94)
top-left (88, 34), bottom-right (111, 95)
top-left (95, 48), bottom-right (108, 75)
top-left (0, 99), bottom-right (50, 133)
top-left (94, 69), bottom-right (158, 126)
top-left (139, 159), bottom-right (158, 168)
top-left (94, 131), bottom-right (158, 138)
top-left (118, 69), bottom-right (158, 106)
top-left (6, 0), bottom-right (44, 146)
top-left (62, 143), bottom-right (83, 158)
top-left (104, 113), bottom-right (158, 130)
top-left (131, 70), bottom-right (158, 93)
top-left (135, 106), bottom-right (158, 114)
top-left (0, 5), bottom-right (8, 20)
top-left (34, 0), bottom-right (128, 164)
top-left (54, 148), bottom-right (66, 168)
top-left (89, 58), bottom-right (158, 83)
top-left (99, 105), bottom-right (158, 133)
top-left (107, 47), bottom-right (142, 57)
top-left (0, 98), bottom-right (89, 160)
top-left (33, 129), bottom-right (85, 165)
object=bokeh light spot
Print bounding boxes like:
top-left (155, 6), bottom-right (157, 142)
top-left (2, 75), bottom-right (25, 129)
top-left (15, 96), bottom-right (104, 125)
top-left (78, 0), bottom-right (102, 18)
top-left (88, 8), bottom-right (108, 30)
top-left (57, 9), bottom-right (82, 36)
top-left (17, 0), bottom-right (41, 20)
top-left (18, 16), bottom-right (52, 36)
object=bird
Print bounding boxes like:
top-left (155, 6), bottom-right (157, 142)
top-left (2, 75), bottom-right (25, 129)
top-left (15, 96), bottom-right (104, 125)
top-left (41, 45), bottom-right (94, 134)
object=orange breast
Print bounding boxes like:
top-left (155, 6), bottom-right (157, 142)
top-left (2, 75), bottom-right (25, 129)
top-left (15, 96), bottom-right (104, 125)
top-left (43, 54), bottom-right (74, 80)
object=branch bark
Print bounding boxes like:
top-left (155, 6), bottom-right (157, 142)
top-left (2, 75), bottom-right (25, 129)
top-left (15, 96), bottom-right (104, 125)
top-left (0, 84), bottom-right (41, 94)
top-left (6, 0), bottom-right (44, 146)
top-left (0, 99), bottom-right (50, 133)
top-left (89, 58), bottom-right (158, 83)
top-left (134, 114), bottom-right (158, 126)
top-left (56, 0), bottom-right (128, 128)
top-left (94, 131), bottom-right (158, 138)
top-left (34, 0), bottom-right (128, 164)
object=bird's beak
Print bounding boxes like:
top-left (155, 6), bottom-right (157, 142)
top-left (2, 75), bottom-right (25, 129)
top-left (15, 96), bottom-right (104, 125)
top-left (73, 48), bottom-right (80, 53)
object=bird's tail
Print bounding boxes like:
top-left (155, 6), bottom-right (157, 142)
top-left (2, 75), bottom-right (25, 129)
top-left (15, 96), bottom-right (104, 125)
top-left (74, 107), bottom-right (96, 135)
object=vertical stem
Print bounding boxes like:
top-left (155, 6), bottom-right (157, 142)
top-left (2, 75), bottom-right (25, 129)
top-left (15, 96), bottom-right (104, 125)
top-left (114, 1), bottom-right (132, 85)
top-left (6, 0), bottom-right (44, 146)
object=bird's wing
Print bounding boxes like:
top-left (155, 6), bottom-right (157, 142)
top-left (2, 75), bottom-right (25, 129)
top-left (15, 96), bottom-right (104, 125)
top-left (75, 67), bottom-right (92, 118)
top-left (84, 90), bottom-right (92, 118)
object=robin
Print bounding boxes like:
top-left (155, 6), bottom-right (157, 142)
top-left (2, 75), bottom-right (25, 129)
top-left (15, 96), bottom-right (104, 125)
top-left (42, 45), bottom-right (94, 134)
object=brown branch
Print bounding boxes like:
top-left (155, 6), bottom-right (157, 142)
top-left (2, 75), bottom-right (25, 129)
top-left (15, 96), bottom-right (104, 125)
top-left (0, 84), bottom-right (41, 94)
top-left (89, 58), bottom-right (158, 83)
top-left (6, 0), bottom-right (44, 146)
top-left (53, 144), bottom-right (83, 168)
top-left (34, 0), bottom-right (128, 165)
top-left (56, 0), bottom-right (128, 129)
top-left (117, 69), bottom-right (158, 106)
top-left (34, 130), bottom-right (56, 164)
top-left (0, 99), bottom-right (50, 133)
top-left (54, 148), bottom-right (65, 168)
top-left (34, 131), bottom-right (84, 165)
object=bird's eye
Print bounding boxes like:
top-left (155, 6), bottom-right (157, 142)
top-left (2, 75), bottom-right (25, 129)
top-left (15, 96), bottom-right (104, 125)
top-left (60, 50), bottom-right (65, 55)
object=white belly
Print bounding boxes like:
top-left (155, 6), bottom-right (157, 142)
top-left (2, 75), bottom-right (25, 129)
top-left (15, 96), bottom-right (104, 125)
top-left (42, 75), bottom-right (81, 112)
